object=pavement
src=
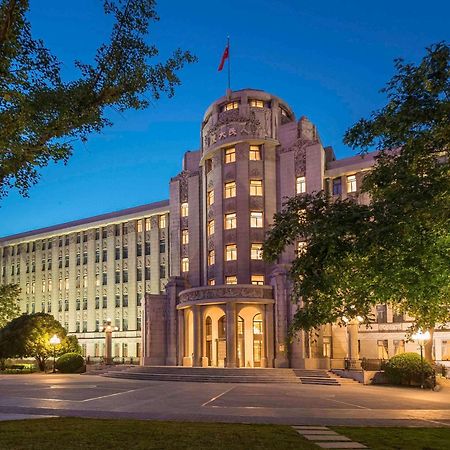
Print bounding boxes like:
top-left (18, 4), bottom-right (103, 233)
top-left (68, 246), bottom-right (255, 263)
top-left (0, 373), bottom-right (450, 426)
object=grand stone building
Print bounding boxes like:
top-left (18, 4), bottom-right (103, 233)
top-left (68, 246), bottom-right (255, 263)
top-left (1, 88), bottom-right (449, 368)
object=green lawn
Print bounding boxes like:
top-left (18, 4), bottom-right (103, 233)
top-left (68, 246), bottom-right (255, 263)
top-left (333, 426), bottom-right (450, 450)
top-left (0, 418), bottom-right (316, 450)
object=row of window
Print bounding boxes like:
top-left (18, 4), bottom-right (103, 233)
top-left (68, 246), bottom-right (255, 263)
top-left (1, 215), bottom-right (167, 259)
top-left (209, 275), bottom-right (264, 286)
top-left (220, 99), bottom-right (289, 117)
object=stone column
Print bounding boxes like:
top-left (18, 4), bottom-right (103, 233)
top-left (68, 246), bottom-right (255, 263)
top-left (177, 309), bottom-right (185, 366)
top-left (165, 276), bottom-right (185, 365)
top-left (226, 302), bottom-right (237, 368)
top-left (192, 305), bottom-right (202, 367)
top-left (265, 304), bottom-right (275, 367)
top-left (260, 305), bottom-right (268, 368)
top-left (348, 322), bottom-right (360, 361)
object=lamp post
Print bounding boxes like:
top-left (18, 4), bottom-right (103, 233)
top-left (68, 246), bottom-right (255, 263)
top-left (49, 334), bottom-right (60, 373)
top-left (102, 318), bottom-right (118, 365)
top-left (412, 329), bottom-right (431, 389)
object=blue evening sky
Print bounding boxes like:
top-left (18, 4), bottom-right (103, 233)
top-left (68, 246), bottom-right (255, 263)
top-left (1, 0), bottom-right (449, 237)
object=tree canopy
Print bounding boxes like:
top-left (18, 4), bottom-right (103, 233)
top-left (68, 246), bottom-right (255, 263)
top-left (264, 42), bottom-right (450, 334)
top-left (0, 283), bottom-right (20, 328)
top-left (0, 313), bottom-right (80, 370)
top-left (0, 0), bottom-right (196, 198)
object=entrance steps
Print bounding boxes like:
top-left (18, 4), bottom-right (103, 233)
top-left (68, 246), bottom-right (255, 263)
top-left (100, 366), bottom-right (347, 385)
top-left (102, 366), bottom-right (301, 384)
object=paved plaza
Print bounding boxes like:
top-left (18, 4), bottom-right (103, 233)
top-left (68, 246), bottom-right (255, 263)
top-left (0, 374), bottom-right (450, 427)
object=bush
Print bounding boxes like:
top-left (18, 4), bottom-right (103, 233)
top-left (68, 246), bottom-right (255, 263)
top-left (384, 352), bottom-right (434, 386)
top-left (56, 353), bottom-right (85, 373)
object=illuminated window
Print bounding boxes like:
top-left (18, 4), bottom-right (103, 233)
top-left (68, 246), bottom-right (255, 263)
top-left (208, 279), bottom-right (216, 286)
top-left (249, 145), bottom-right (262, 161)
top-left (224, 147), bottom-right (236, 164)
top-left (249, 99), bottom-right (264, 108)
top-left (225, 244), bottom-right (237, 261)
top-left (347, 175), bottom-right (357, 193)
top-left (145, 218), bottom-right (151, 231)
top-left (222, 101), bottom-right (239, 112)
top-left (296, 176), bottom-right (306, 194)
top-left (137, 219), bottom-right (143, 232)
top-left (207, 220), bottom-right (215, 236)
top-left (251, 243), bottom-right (263, 260)
top-left (250, 211), bottom-right (263, 228)
top-left (181, 257), bottom-right (189, 273)
top-left (377, 340), bottom-right (389, 359)
top-left (226, 275), bottom-right (237, 285)
top-left (207, 190), bottom-right (214, 206)
top-left (208, 250), bottom-right (215, 266)
top-left (224, 181), bottom-right (236, 198)
top-left (181, 202), bottom-right (189, 217)
top-left (224, 213), bottom-right (237, 230)
top-left (159, 215), bottom-right (166, 228)
top-left (251, 275), bottom-right (265, 286)
top-left (250, 180), bottom-right (263, 196)
top-left (181, 229), bottom-right (189, 245)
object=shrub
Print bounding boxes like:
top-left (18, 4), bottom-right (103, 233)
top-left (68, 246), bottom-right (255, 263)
top-left (384, 352), bottom-right (434, 386)
top-left (55, 353), bottom-right (85, 373)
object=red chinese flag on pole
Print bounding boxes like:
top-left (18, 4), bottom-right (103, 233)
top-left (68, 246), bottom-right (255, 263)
top-left (218, 45), bottom-right (229, 71)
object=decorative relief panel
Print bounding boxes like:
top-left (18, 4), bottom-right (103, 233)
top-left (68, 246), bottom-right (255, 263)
top-left (179, 285), bottom-right (273, 303)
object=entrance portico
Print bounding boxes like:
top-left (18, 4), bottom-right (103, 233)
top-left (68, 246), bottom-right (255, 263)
top-left (177, 285), bottom-right (275, 368)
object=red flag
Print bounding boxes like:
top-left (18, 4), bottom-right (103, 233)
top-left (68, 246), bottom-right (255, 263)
top-left (218, 45), bottom-right (229, 71)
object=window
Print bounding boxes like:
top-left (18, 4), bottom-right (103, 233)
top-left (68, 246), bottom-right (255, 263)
top-left (95, 296), bottom-right (100, 309)
top-left (122, 294), bottom-right (128, 307)
top-left (250, 211), bottom-right (263, 228)
top-left (102, 295), bottom-right (107, 308)
top-left (137, 293), bottom-right (142, 306)
top-left (251, 275), bottom-right (264, 285)
top-left (393, 309), bottom-right (404, 323)
top-left (137, 220), bottom-right (143, 233)
top-left (137, 268), bottom-right (142, 281)
top-left (136, 243), bottom-right (142, 257)
top-left (122, 223), bottom-right (128, 235)
top-left (347, 175), bottom-right (357, 193)
top-left (377, 340), bottom-right (389, 359)
top-left (145, 218), bottom-right (151, 231)
top-left (332, 178), bottom-right (342, 195)
top-left (102, 229), bottom-right (107, 239)
top-left (159, 238), bottom-right (165, 253)
top-left (102, 272), bottom-right (107, 285)
top-left (376, 304), bottom-right (387, 324)
top-left (181, 257), bottom-right (189, 273)
top-left (296, 176), bottom-right (306, 194)
top-left (181, 202), bottom-right (189, 217)
top-left (83, 232), bottom-right (88, 242)
top-left (222, 101), bottom-right (238, 112)
top-left (250, 180), bottom-right (263, 196)
top-left (82, 297), bottom-right (87, 310)
top-left (393, 339), bottom-right (405, 355)
top-left (122, 269), bottom-right (128, 283)
top-left (159, 215), bottom-right (166, 228)
top-left (208, 250), bottom-right (215, 266)
top-left (224, 181), bottom-right (236, 198)
top-left (207, 190), bottom-right (214, 206)
top-left (249, 145), bottom-right (261, 161)
top-left (225, 275), bottom-right (237, 285)
top-left (224, 213), bottom-right (237, 230)
top-left (249, 99), bottom-right (264, 108)
top-left (145, 266), bottom-right (151, 280)
top-left (181, 230), bottom-right (189, 245)
top-left (122, 246), bottom-right (128, 259)
top-left (207, 220), bottom-right (215, 236)
top-left (225, 244), bottom-right (237, 261)
top-left (115, 225), bottom-right (120, 236)
top-left (251, 243), bottom-right (263, 260)
top-left (83, 275), bottom-right (88, 288)
top-left (115, 270), bottom-right (121, 284)
top-left (102, 249), bottom-right (107, 262)
top-left (115, 247), bottom-right (120, 260)
top-left (83, 251), bottom-right (88, 264)
top-left (95, 250), bottom-right (100, 263)
top-left (115, 294), bottom-right (121, 307)
top-left (160, 264), bottom-right (166, 278)
top-left (145, 242), bottom-right (151, 255)
top-left (208, 279), bottom-right (215, 286)
top-left (224, 147), bottom-right (236, 164)
top-left (76, 252), bottom-right (81, 266)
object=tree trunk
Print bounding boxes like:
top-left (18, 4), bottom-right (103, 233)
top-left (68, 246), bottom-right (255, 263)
top-left (36, 356), bottom-right (46, 372)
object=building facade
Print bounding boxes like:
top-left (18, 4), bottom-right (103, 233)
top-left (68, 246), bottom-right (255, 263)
top-left (1, 88), bottom-right (449, 367)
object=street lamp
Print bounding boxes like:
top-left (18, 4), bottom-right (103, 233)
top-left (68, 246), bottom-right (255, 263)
top-left (49, 334), bottom-right (60, 373)
top-left (411, 329), bottom-right (431, 389)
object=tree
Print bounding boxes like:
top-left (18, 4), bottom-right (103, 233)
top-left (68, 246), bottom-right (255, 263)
top-left (0, 283), bottom-right (20, 328)
top-left (0, 313), bottom-right (79, 370)
top-left (264, 42), bottom-right (450, 336)
top-left (0, 0), bottom-right (196, 198)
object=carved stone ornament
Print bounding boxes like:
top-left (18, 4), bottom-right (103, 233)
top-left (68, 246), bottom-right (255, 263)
top-left (172, 170), bottom-right (190, 202)
top-left (207, 207), bottom-right (215, 220)
top-left (179, 285), bottom-right (273, 303)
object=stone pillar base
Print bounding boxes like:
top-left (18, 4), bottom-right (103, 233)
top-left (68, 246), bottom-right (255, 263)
top-left (201, 357), bottom-right (209, 367)
top-left (183, 356), bottom-right (192, 367)
top-left (260, 357), bottom-right (268, 368)
top-left (165, 357), bottom-right (177, 366)
top-left (274, 356), bottom-right (289, 368)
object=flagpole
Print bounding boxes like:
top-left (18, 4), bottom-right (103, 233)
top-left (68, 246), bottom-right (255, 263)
top-left (227, 36), bottom-right (231, 91)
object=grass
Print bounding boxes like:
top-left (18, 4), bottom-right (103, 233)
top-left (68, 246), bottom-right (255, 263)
top-left (0, 418), bottom-right (316, 450)
top-left (333, 426), bottom-right (450, 450)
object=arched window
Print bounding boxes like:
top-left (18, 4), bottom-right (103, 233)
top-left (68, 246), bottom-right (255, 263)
top-left (218, 315), bottom-right (226, 339)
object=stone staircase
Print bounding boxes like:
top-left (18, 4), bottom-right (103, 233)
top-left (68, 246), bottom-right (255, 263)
top-left (101, 366), bottom-right (300, 383)
top-left (293, 369), bottom-right (343, 386)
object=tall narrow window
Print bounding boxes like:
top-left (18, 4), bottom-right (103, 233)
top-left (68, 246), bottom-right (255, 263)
top-left (250, 180), bottom-right (263, 196)
top-left (181, 257), bottom-right (189, 273)
top-left (137, 219), bottom-right (143, 232)
top-left (249, 145), bottom-right (262, 161)
top-left (224, 147), bottom-right (236, 164)
top-left (208, 250), bottom-right (215, 266)
top-left (207, 190), bottom-right (214, 206)
top-left (224, 213), bottom-right (237, 230)
top-left (159, 215), bottom-right (166, 228)
top-left (181, 229), bottom-right (189, 245)
top-left (207, 220), bottom-right (215, 236)
top-left (145, 218), bottom-right (151, 231)
top-left (296, 176), bottom-right (306, 194)
top-left (225, 244), bottom-right (237, 261)
top-left (347, 175), bottom-right (357, 193)
top-left (332, 178), bottom-right (342, 195)
top-left (250, 211), bottom-right (263, 228)
top-left (181, 202), bottom-right (189, 217)
top-left (224, 181), bottom-right (236, 198)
